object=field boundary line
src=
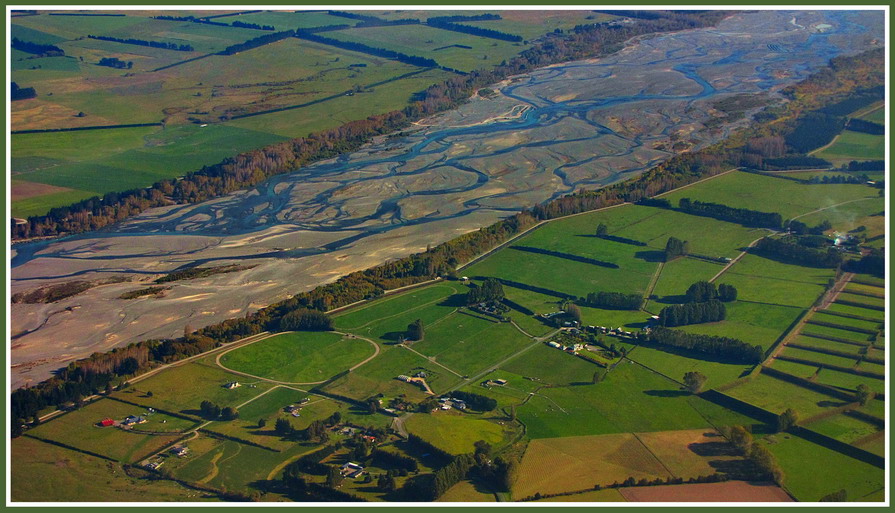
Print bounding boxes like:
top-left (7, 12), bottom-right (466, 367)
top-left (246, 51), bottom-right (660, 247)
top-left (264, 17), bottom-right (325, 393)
top-left (789, 197), bottom-right (877, 221)
top-left (399, 344), bottom-right (464, 378)
top-left (631, 432), bottom-right (678, 479)
top-left (708, 236), bottom-right (763, 283)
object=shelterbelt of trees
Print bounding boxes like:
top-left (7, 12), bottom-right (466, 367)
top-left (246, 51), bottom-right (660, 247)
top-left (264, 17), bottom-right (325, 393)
top-left (9, 33), bottom-right (884, 431)
top-left (11, 10), bottom-right (731, 240)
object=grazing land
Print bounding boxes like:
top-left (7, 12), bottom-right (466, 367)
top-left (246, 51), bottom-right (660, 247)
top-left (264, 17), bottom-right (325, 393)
top-left (219, 331), bottom-right (376, 383)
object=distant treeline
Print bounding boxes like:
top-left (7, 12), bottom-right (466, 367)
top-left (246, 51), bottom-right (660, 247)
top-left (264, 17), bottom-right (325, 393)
top-left (11, 82), bottom-right (36, 101)
top-left (592, 10), bottom-right (665, 19)
top-left (847, 160), bottom-right (884, 171)
top-left (295, 29), bottom-right (439, 68)
top-left (219, 30), bottom-right (295, 55)
top-left (752, 237), bottom-right (843, 268)
top-left (326, 10), bottom-right (381, 21)
top-left (88, 34), bottom-right (194, 52)
top-left (231, 20), bottom-right (275, 31)
top-left (98, 57), bottom-right (132, 69)
top-left (784, 112), bottom-right (844, 154)
top-left (153, 14), bottom-right (229, 27)
top-left (14, 14), bottom-right (882, 430)
top-left (48, 12), bottom-right (124, 16)
top-left (427, 19), bottom-right (523, 42)
top-left (762, 156), bottom-right (831, 170)
top-left (642, 327), bottom-right (764, 363)
top-left (427, 14), bottom-right (501, 23)
top-left (678, 198), bottom-right (783, 229)
top-left (12, 37), bottom-right (64, 56)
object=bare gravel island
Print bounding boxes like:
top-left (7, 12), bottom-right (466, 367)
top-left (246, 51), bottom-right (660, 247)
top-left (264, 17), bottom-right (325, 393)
top-left (10, 10), bottom-right (883, 387)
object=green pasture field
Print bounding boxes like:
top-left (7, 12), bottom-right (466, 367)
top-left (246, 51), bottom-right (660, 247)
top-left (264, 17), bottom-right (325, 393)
top-left (337, 289), bottom-right (463, 346)
top-left (171, 435), bottom-right (316, 492)
top-left (228, 68), bottom-right (452, 138)
top-left (649, 257), bottom-right (726, 302)
top-left (811, 311), bottom-right (882, 331)
top-left (851, 274), bottom-right (886, 287)
top-left (722, 253), bottom-right (836, 286)
top-left (515, 363), bottom-right (747, 439)
top-left (759, 433), bottom-right (884, 502)
top-left (857, 360), bottom-right (885, 375)
top-left (12, 13), bottom-right (147, 39)
top-left (780, 346), bottom-right (859, 369)
top-left (229, 11), bottom-right (353, 29)
top-left (815, 130), bottom-right (885, 164)
top-left (825, 302), bottom-right (885, 321)
top-left (111, 358), bottom-right (276, 417)
top-left (859, 103), bottom-right (885, 123)
top-left (27, 398), bottom-right (198, 463)
top-left (413, 316), bottom-right (532, 377)
top-left (11, 187), bottom-right (99, 218)
top-left (325, 23), bottom-right (525, 72)
top-left (11, 23), bottom-right (67, 44)
top-left (795, 196), bottom-right (885, 236)
top-left (11, 436), bottom-right (208, 502)
top-left (724, 373), bottom-right (848, 417)
top-left (500, 343), bottom-right (600, 386)
top-left (804, 413), bottom-right (881, 444)
top-left (12, 124), bottom-right (287, 217)
top-left (770, 359), bottom-right (884, 395)
top-left (101, 18), bottom-right (261, 54)
top-left (404, 412), bottom-right (509, 454)
top-left (790, 334), bottom-right (867, 355)
top-left (844, 282), bottom-right (885, 297)
top-left (661, 170), bottom-right (879, 221)
top-left (626, 345), bottom-right (750, 390)
top-left (800, 324), bottom-right (873, 344)
top-left (678, 301), bottom-right (804, 352)
top-left (837, 291), bottom-right (885, 308)
top-left (462, 11), bottom-right (616, 40)
top-left (713, 273), bottom-right (825, 310)
top-left (219, 331), bottom-right (375, 383)
top-left (11, 55), bottom-right (80, 74)
top-left (856, 435), bottom-right (885, 458)
top-left (767, 170), bottom-right (885, 182)
top-left (437, 480), bottom-right (497, 502)
top-left (334, 282), bottom-right (462, 331)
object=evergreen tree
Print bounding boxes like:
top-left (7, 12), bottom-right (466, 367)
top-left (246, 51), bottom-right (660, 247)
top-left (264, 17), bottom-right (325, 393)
top-left (406, 319), bottom-right (425, 341)
top-left (777, 408), bottom-right (798, 432)
top-left (683, 371), bottom-right (707, 394)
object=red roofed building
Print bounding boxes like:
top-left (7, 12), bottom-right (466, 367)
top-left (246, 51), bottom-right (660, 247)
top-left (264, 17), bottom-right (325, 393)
top-left (100, 418), bottom-right (115, 427)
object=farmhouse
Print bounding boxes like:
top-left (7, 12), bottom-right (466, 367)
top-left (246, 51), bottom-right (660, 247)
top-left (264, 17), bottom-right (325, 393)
top-left (340, 462), bottom-right (365, 479)
top-left (98, 418), bottom-right (115, 427)
top-left (121, 415), bottom-right (146, 426)
top-left (170, 445), bottom-right (189, 457)
top-left (223, 381), bottom-right (241, 389)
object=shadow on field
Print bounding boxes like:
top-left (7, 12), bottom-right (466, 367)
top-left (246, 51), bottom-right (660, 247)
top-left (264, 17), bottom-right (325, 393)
top-left (643, 389), bottom-right (689, 397)
top-left (653, 294), bottom-right (688, 305)
top-left (438, 293), bottom-right (468, 308)
top-left (381, 331), bottom-right (406, 343)
top-left (634, 250), bottom-right (666, 262)
top-left (509, 245), bottom-right (619, 269)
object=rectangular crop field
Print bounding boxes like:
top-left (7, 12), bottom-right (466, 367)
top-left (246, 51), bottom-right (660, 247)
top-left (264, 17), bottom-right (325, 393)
top-left (661, 170), bottom-right (880, 221)
top-left (723, 373), bottom-right (848, 417)
top-left (413, 316), bottom-right (532, 377)
top-left (618, 481), bottom-right (793, 502)
top-left (626, 345), bottom-right (750, 390)
top-left (404, 412), bottom-right (510, 455)
top-left (825, 302), bottom-right (884, 321)
top-left (815, 130), bottom-right (885, 164)
top-left (500, 343), bottom-right (602, 386)
top-left (769, 359), bottom-right (884, 395)
top-left (677, 301), bottom-right (804, 351)
top-left (760, 434), bottom-right (884, 501)
top-left (804, 412), bottom-right (881, 444)
top-left (514, 432), bottom-right (673, 498)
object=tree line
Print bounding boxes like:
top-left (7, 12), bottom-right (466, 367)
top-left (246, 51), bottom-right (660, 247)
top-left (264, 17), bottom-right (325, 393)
top-left (87, 34), bottom-right (194, 52)
top-left (231, 20), bottom-right (275, 31)
top-left (11, 37), bottom-right (64, 56)
top-left (219, 30), bottom-right (295, 55)
top-left (659, 300), bottom-right (726, 327)
top-left (581, 291), bottom-right (642, 310)
top-left (641, 327), bottom-right (764, 364)
top-left (466, 277), bottom-right (505, 305)
top-left (98, 57), bottom-right (132, 69)
top-left (678, 198), bottom-right (782, 229)
top-left (427, 14), bottom-right (501, 23)
top-left (426, 19), bottom-right (523, 42)
top-left (753, 237), bottom-right (843, 268)
top-left (295, 30), bottom-right (440, 68)
top-left (845, 118), bottom-right (884, 135)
